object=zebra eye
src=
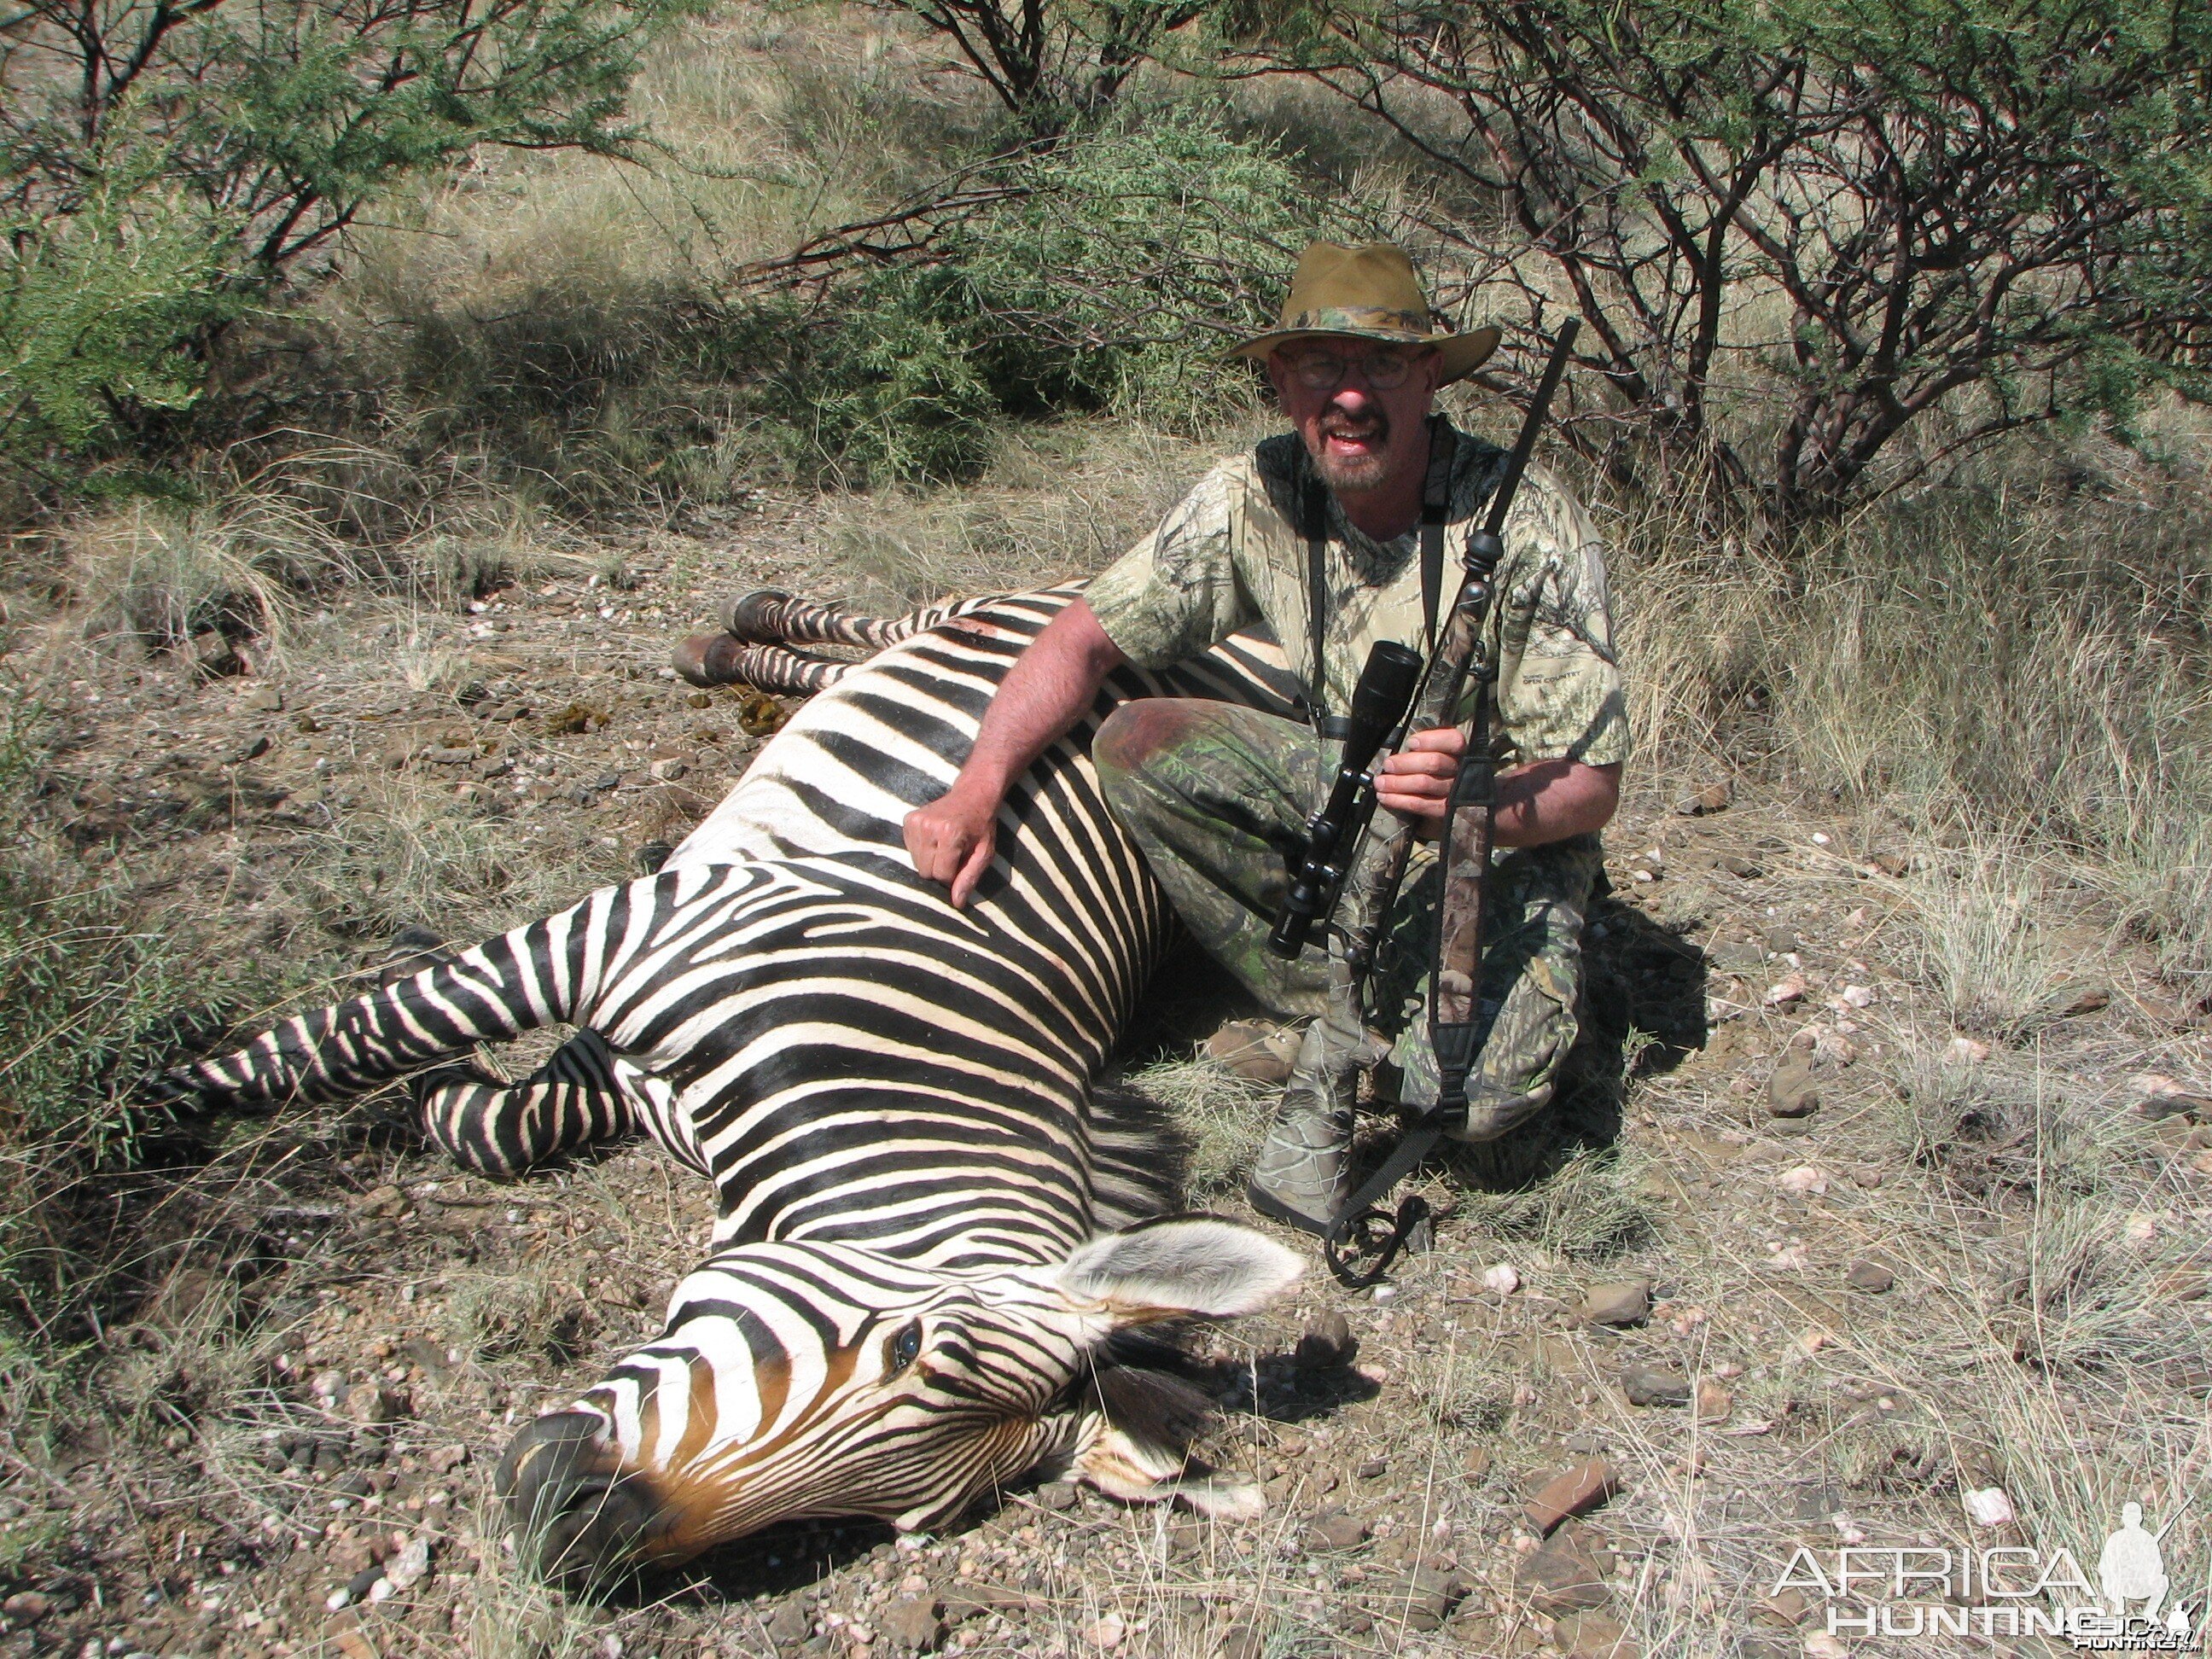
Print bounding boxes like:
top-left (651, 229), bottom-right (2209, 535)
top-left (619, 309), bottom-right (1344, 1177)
top-left (888, 1320), bottom-right (924, 1372)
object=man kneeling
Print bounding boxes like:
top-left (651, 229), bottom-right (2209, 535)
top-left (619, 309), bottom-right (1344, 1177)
top-left (905, 242), bottom-right (1629, 1231)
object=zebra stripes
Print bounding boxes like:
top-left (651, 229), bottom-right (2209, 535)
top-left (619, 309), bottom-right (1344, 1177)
top-left (705, 589), bottom-right (948, 695)
top-left (168, 588), bottom-right (1307, 1576)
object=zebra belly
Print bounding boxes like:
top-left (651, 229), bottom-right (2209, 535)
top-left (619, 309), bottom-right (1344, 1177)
top-left (632, 595), bottom-right (1298, 1251)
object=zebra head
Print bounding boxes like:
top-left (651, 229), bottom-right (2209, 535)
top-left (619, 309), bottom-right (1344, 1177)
top-left (497, 1216), bottom-right (1301, 1579)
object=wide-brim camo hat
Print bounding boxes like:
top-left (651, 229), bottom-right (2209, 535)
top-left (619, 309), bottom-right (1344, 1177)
top-left (1225, 241), bottom-right (1500, 386)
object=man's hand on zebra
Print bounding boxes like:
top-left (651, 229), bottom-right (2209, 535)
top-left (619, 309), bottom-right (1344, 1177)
top-left (905, 782), bottom-right (1000, 906)
top-left (905, 598), bottom-right (1127, 907)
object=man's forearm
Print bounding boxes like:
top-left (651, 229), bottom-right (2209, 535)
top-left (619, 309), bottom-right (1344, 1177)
top-left (1491, 760), bottom-right (1620, 847)
top-left (947, 599), bottom-right (1128, 801)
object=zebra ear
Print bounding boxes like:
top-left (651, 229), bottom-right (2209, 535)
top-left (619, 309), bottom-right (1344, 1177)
top-left (1058, 1216), bottom-right (1302, 1320)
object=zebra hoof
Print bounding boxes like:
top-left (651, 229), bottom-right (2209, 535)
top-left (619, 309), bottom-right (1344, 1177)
top-left (720, 589), bottom-right (792, 642)
top-left (498, 1410), bottom-right (671, 1583)
top-left (671, 633), bottom-right (750, 688)
top-left (375, 925), bottom-right (454, 988)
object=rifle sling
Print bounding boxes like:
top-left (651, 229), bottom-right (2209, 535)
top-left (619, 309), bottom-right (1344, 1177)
top-left (1430, 545), bottom-right (1504, 1114)
top-left (1322, 1114), bottom-right (1447, 1288)
top-left (1304, 418), bottom-right (1453, 741)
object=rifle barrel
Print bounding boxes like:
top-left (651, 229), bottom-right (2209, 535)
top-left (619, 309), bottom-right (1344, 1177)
top-left (1482, 319), bottom-right (1580, 540)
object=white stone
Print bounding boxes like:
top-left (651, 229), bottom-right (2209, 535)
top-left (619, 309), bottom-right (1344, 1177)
top-left (1081, 1612), bottom-right (1126, 1650)
top-left (381, 1536), bottom-right (432, 1592)
top-left (1964, 1487), bottom-right (2017, 1528)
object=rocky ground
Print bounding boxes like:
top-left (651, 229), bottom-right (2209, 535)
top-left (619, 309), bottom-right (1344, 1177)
top-left (3, 492), bottom-right (2209, 1659)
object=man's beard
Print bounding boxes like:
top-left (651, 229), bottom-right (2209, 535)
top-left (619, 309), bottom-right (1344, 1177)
top-left (1307, 407), bottom-right (1393, 493)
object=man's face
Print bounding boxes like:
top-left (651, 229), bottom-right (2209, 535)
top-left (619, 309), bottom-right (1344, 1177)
top-left (1267, 338), bottom-right (1443, 496)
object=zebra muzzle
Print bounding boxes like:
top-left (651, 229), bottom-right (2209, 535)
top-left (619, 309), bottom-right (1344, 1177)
top-left (498, 1410), bottom-right (671, 1582)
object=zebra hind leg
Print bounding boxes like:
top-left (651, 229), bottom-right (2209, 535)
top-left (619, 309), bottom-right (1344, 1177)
top-left (671, 632), bottom-right (853, 696)
top-left (413, 1028), bottom-right (637, 1179)
top-left (679, 586), bottom-right (988, 696)
top-left (727, 586), bottom-right (1016, 654)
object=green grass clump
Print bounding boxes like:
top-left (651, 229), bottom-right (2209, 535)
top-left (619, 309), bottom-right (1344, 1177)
top-left (0, 718), bottom-right (188, 1154)
top-left (0, 705), bottom-right (224, 1335)
top-left (754, 105), bottom-right (1358, 484)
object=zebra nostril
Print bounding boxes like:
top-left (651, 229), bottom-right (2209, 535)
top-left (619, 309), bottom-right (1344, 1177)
top-left (497, 1411), bottom-right (667, 1582)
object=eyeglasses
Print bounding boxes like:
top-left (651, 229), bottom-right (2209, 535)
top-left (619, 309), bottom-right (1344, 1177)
top-left (1276, 345), bottom-right (1429, 392)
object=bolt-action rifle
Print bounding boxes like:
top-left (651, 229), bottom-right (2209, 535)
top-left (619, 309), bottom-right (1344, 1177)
top-left (1267, 320), bottom-right (1580, 1284)
top-left (1267, 640), bottom-right (1423, 960)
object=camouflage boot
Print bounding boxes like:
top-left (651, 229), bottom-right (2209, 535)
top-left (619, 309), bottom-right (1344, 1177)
top-left (1247, 1012), bottom-right (1378, 1233)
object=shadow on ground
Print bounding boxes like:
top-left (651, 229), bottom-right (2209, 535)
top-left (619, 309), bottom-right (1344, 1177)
top-left (1446, 890), bottom-right (1708, 1192)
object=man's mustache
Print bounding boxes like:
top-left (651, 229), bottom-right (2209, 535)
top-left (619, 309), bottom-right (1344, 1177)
top-left (1320, 410), bottom-right (1390, 444)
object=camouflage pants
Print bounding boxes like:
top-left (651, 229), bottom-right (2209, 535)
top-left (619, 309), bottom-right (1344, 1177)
top-left (1092, 699), bottom-right (1601, 1142)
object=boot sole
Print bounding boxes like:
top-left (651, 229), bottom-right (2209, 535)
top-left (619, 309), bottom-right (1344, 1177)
top-left (1245, 1179), bottom-right (1338, 1238)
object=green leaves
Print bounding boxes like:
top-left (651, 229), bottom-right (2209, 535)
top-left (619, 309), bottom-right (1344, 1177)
top-left (0, 0), bottom-right (702, 476)
top-left (0, 137), bottom-right (244, 458)
top-left (1225, 0), bottom-right (2212, 527)
top-left (760, 106), bottom-right (1368, 483)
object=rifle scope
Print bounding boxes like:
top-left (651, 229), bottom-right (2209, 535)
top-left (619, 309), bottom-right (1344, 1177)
top-left (1268, 639), bottom-right (1424, 958)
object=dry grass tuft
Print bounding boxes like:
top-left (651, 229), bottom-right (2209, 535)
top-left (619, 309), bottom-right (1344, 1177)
top-left (1120, 1053), bottom-right (1276, 1202)
top-left (53, 492), bottom-right (361, 660)
top-left (443, 1266), bottom-right (592, 1365)
top-left (284, 771), bottom-right (628, 944)
top-left (1447, 1144), bottom-right (1655, 1261)
top-left (819, 420), bottom-right (1263, 610)
top-left (1900, 831), bottom-right (2081, 1042)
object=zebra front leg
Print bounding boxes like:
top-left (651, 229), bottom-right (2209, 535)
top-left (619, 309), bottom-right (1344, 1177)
top-left (415, 1029), bottom-right (638, 1178)
top-left (671, 637), bottom-right (856, 696)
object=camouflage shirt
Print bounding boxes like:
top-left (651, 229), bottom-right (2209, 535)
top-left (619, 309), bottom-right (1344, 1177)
top-left (1085, 422), bottom-right (1631, 768)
